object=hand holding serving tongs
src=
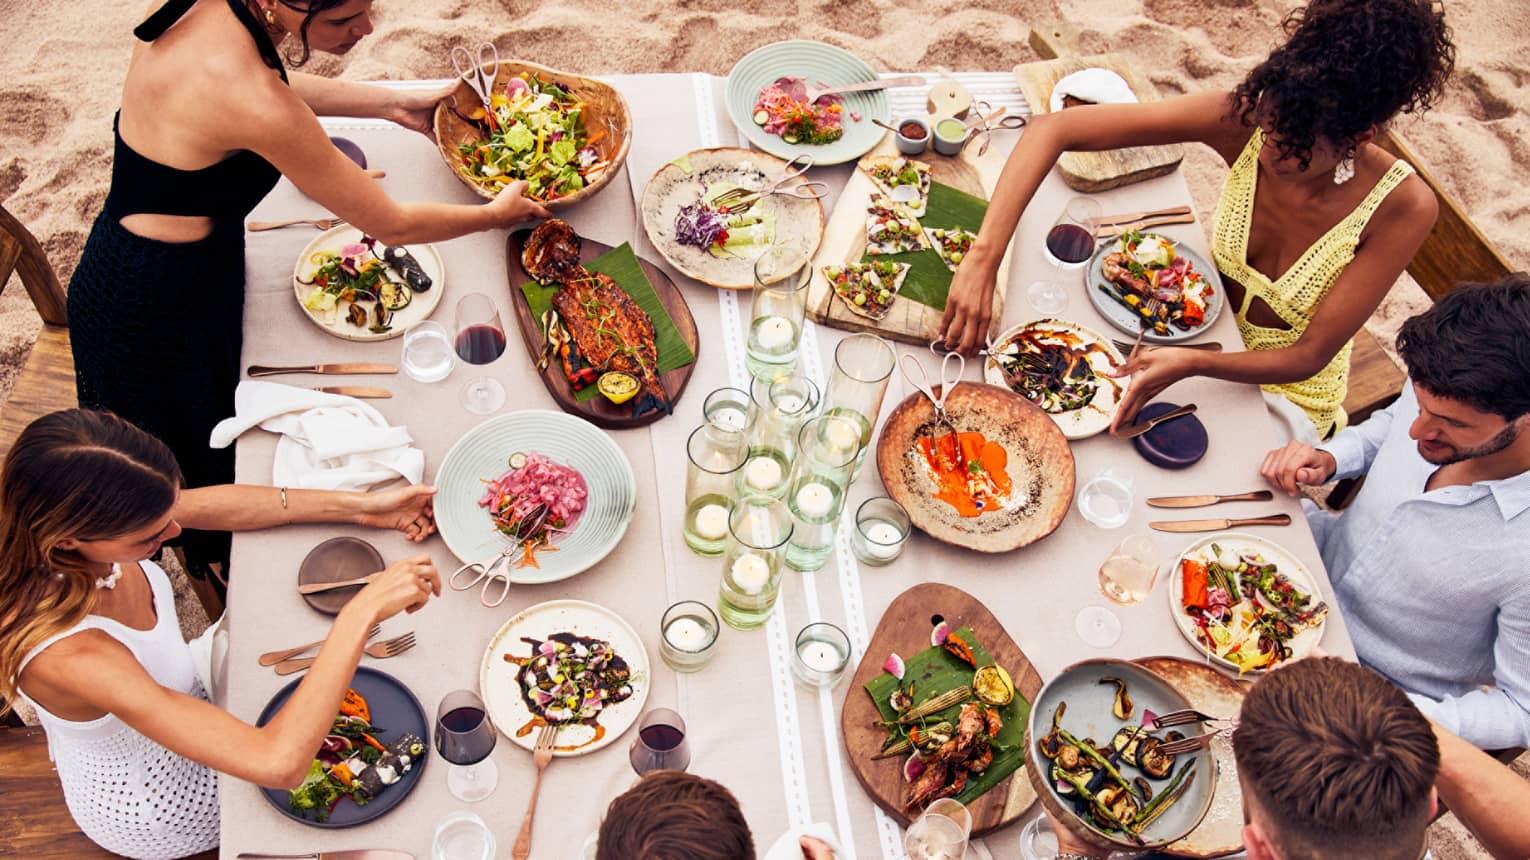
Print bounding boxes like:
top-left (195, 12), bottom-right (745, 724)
top-left (899, 342), bottom-right (968, 472)
top-left (451, 42), bottom-right (500, 113)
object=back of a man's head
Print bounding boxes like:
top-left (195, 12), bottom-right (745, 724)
top-left (1233, 658), bottom-right (1439, 860)
top-left (1397, 272), bottom-right (1530, 420)
top-left (597, 770), bottom-right (756, 860)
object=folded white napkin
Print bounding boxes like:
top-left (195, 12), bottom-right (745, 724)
top-left (763, 823), bottom-right (845, 860)
top-left (209, 381), bottom-right (424, 491)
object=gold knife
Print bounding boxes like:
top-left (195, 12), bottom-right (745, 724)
top-left (247, 363), bottom-right (398, 377)
top-left (1147, 490), bottom-right (1274, 508)
top-left (314, 386), bottom-right (392, 398)
top-left (1096, 205), bottom-right (1193, 227)
top-left (1150, 513), bottom-right (1292, 532)
top-left (1114, 404), bottom-right (1198, 439)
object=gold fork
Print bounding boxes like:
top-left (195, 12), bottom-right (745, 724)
top-left (257, 624), bottom-right (380, 666)
top-left (513, 723), bottom-right (558, 860)
top-left (246, 217), bottom-right (347, 232)
top-left (273, 632), bottom-right (416, 675)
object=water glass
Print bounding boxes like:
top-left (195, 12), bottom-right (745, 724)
top-left (433, 811), bottom-right (496, 860)
top-left (1077, 468), bottom-right (1134, 529)
top-left (684, 424), bottom-right (749, 557)
top-left (1042, 196), bottom-right (1103, 271)
top-left (660, 600), bottom-right (720, 672)
top-left (703, 386), bottom-right (756, 433)
top-left (746, 247), bottom-right (812, 379)
top-left (718, 498), bottom-right (794, 630)
top-left (435, 689), bottom-right (498, 802)
top-left (1099, 534), bottom-right (1161, 605)
top-left (784, 415), bottom-right (862, 572)
top-left (904, 797), bottom-right (971, 860)
top-left (739, 375), bottom-right (821, 500)
top-left (629, 707), bottom-right (691, 774)
top-left (791, 621), bottom-right (851, 688)
top-left (401, 320), bottom-right (456, 383)
top-left (822, 334), bottom-right (895, 480)
top-left (850, 497), bottom-right (911, 565)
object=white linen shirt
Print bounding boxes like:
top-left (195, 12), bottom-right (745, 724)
top-left (1307, 383), bottom-right (1530, 750)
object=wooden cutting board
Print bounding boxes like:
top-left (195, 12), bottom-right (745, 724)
top-left (806, 129), bottom-right (1013, 346)
top-left (1012, 54), bottom-right (1184, 192)
top-left (504, 230), bottom-right (699, 430)
top-left (842, 582), bottom-right (1044, 835)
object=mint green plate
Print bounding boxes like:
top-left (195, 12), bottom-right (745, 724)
top-left (725, 40), bottom-right (889, 166)
top-left (434, 411), bottom-right (636, 585)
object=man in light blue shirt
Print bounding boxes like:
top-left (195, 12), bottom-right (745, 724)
top-left (1261, 276), bottom-right (1530, 750)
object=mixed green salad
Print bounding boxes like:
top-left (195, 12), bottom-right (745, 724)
top-left (455, 73), bottom-right (610, 201)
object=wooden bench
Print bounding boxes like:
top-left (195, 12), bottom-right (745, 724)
top-left (0, 204), bottom-right (75, 469)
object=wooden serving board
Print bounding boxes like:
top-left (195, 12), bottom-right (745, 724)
top-left (1013, 54), bottom-right (1184, 192)
top-left (842, 582), bottom-right (1044, 835)
top-left (504, 231), bottom-right (699, 430)
top-left (807, 131), bottom-right (1012, 346)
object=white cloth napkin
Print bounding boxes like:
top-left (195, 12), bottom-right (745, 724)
top-left (209, 381), bottom-right (424, 490)
top-left (762, 824), bottom-right (845, 860)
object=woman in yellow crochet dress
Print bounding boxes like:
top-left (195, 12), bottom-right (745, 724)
top-left (942, 0), bottom-right (1454, 440)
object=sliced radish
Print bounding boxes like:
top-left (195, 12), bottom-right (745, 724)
top-left (903, 751), bottom-right (925, 783)
top-left (883, 653), bottom-right (906, 680)
top-left (1141, 707), bottom-right (1160, 728)
top-left (930, 620), bottom-right (951, 647)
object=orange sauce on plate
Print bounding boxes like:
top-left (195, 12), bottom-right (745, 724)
top-left (915, 431), bottom-right (1012, 517)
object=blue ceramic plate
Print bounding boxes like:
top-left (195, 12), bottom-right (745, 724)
top-left (724, 40), bottom-right (889, 165)
top-left (256, 666), bottom-right (428, 828)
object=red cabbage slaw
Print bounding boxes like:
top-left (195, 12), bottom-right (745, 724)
top-left (478, 454), bottom-right (588, 567)
top-left (674, 201), bottom-right (729, 249)
top-left (753, 76), bottom-right (845, 145)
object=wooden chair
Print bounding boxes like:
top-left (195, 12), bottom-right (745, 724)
top-left (0, 204), bottom-right (74, 468)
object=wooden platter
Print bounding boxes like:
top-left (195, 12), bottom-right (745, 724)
top-left (1013, 54), bottom-right (1184, 192)
top-left (843, 582), bottom-right (1044, 835)
top-left (1136, 656), bottom-right (1249, 858)
top-left (807, 127), bottom-right (1013, 346)
top-left (876, 382), bottom-right (1074, 553)
top-left (504, 230), bottom-right (699, 429)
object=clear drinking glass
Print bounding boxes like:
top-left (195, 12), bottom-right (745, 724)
top-left (1099, 534), bottom-right (1161, 605)
top-left (822, 333), bottom-right (895, 480)
top-left (904, 798), bottom-right (971, 860)
top-left (791, 621), bottom-right (851, 688)
top-left (1025, 277), bottom-right (1069, 317)
top-left (784, 415), bottom-right (861, 572)
top-left (402, 320), bottom-right (456, 383)
top-left (703, 386), bottom-right (756, 434)
top-left (684, 424), bottom-right (749, 557)
top-left (1041, 196), bottom-right (1103, 271)
top-left (1077, 468), bottom-right (1134, 529)
top-left (660, 600), bottom-right (720, 673)
top-left (746, 247), bottom-right (812, 379)
top-left (850, 496), bottom-right (911, 565)
top-left (717, 498), bottom-right (794, 630)
top-left (629, 707), bottom-right (691, 774)
top-left (433, 811), bottom-right (496, 860)
top-left (434, 689), bottom-right (499, 802)
top-left (739, 375), bottom-right (821, 500)
top-left (454, 293), bottom-right (508, 414)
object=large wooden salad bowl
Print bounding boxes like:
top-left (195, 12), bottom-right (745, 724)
top-left (432, 60), bottom-right (632, 209)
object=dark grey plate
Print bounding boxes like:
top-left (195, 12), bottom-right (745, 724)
top-left (298, 536), bottom-right (384, 616)
top-left (1085, 234), bottom-right (1225, 344)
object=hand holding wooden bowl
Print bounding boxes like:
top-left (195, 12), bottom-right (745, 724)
top-left (432, 60), bottom-right (632, 209)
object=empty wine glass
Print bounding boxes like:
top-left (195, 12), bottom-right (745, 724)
top-left (435, 689), bottom-right (499, 802)
top-left (454, 293), bottom-right (507, 414)
top-left (629, 707), bottom-right (690, 774)
top-left (1025, 277), bottom-right (1069, 316)
top-left (1042, 196), bottom-right (1103, 271)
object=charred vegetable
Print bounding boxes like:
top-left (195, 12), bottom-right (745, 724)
top-left (1111, 727), bottom-right (1144, 766)
top-left (1136, 736), bottom-right (1175, 779)
top-left (1038, 731), bottom-right (1064, 759)
top-left (888, 686), bottom-right (972, 725)
top-left (347, 302), bottom-right (369, 328)
top-left (1100, 676), bottom-right (1134, 720)
top-left (973, 664), bottom-right (1015, 706)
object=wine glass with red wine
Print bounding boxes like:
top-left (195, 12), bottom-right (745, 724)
top-left (435, 689), bottom-right (500, 802)
top-left (628, 708), bottom-right (690, 775)
top-left (1031, 197), bottom-right (1103, 315)
top-left (454, 293), bottom-right (507, 415)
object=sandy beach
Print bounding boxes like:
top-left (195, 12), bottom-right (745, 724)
top-left (0, 0), bottom-right (1525, 855)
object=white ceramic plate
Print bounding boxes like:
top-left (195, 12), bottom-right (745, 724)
top-left (1085, 234), bottom-right (1224, 345)
top-left (292, 225), bottom-right (444, 342)
top-left (724, 40), bottom-right (889, 166)
top-left (983, 318), bottom-right (1127, 439)
top-left (433, 411), bottom-right (636, 585)
top-left (479, 599), bottom-right (650, 757)
top-left (1166, 532), bottom-right (1328, 674)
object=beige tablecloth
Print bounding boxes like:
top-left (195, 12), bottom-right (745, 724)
top-left (221, 73), bottom-right (1352, 860)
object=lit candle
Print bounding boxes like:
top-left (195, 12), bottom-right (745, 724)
top-left (798, 640), bottom-right (844, 673)
top-left (693, 504), bottom-right (730, 540)
top-left (664, 617), bottom-right (708, 651)
top-left (755, 315), bottom-right (793, 350)
top-left (711, 407), bottom-right (747, 431)
top-left (795, 482), bottom-right (833, 518)
top-left (745, 457), bottom-right (783, 490)
top-left (775, 393), bottom-right (805, 414)
top-left (731, 553), bottom-right (770, 594)
top-left (826, 419), bottom-right (860, 452)
top-left (864, 521), bottom-right (903, 558)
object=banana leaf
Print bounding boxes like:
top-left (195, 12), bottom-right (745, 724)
top-left (520, 242), bottom-right (696, 402)
top-left (859, 182), bottom-right (989, 311)
top-left (863, 627), bottom-right (1032, 808)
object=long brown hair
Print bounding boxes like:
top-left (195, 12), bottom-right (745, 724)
top-left (0, 410), bottom-right (181, 714)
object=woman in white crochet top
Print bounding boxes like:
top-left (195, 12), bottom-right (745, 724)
top-left (0, 409), bottom-right (443, 859)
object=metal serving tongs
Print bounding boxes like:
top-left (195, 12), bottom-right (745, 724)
top-left (899, 342), bottom-right (968, 472)
top-left (710, 153), bottom-right (830, 210)
top-left (451, 42), bottom-right (500, 114)
top-left (449, 503), bottom-right (551, 607)
top-left (962, 100), bottom-right (1027, 157)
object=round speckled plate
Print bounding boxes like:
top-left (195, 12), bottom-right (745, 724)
top-left (479, 599), bottom-right (650, 757)
top-left (433, 411), bottom-right (636, 585)
top-left (983, 318), bottom-right (1128, 440)
top-left (292, 225), bottom-right (444, 342)
top-left (1086, 233), bottom-right (1224, 345)
top-left (724, 40), bottom-right (889, 166)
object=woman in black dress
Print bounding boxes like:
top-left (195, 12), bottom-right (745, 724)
top-left (70, 0), bottom-right (547, 601)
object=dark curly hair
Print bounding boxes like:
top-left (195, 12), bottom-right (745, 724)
top-left (1397, 273), bottom-right (1530, 421)
top-left (1232, 0), bottom-right (1454, 171)
top-left (275, 0), bottom-right (354, 66)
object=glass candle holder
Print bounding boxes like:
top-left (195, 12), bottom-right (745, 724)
top-left (433, 810), bottom-right (496, 860)
top-left (791, 622), bottom-right (851, 688)
top-left (703, 386), bottom-right (756, 434)
top-left (660, 600), bottom-right (720, 672)
top-left (685, 424), bottom-right (749, 557)
top-left (822, 334), bottom-right (895, 480)
top-left (850, 497), bottom-right (911, 565)
top-left (746, 247), bottom-right (812, 380)
top-left (718, 498), bottom-right (793, 630)
top-left (784, 415), bottom-right (861, 572)
top-left (738, 374), bottom-right (822, 500)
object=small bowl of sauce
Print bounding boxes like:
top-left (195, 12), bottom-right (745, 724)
top-left (932, 118), bottom-right (969, 156)
top-left (893, 117), bottom-right (930, 155)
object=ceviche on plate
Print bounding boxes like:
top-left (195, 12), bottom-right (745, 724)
top-left (752, 76), bottom-right (847, 145)
top-left (479, 452), bottom-right (588, 569)
top-left (1170, 535), bottom-right (1328, 673)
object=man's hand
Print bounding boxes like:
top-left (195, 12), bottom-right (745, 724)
top-left (355, 484), bottom-right (437, 542)
top-left (1259, 441), bottom-right (1338, 497)
top-left (799, 835), bottom-right (837, 860)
